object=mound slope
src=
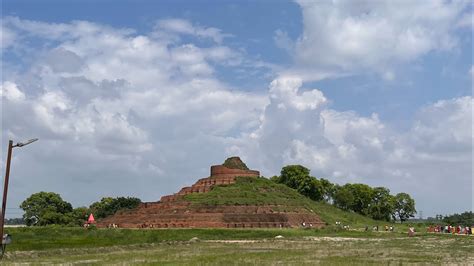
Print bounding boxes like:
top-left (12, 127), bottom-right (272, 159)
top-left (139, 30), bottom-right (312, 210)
top-left (97, 158), bottom-right (370, 229)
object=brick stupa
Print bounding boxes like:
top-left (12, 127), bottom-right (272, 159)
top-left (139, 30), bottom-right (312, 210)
top-left (97, 157), bottom-right (325, 228)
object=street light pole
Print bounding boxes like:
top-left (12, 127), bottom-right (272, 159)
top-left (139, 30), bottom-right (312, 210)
top-left (0, 138), bottom-right (38, 258)
top-left (0, 140), bottom-right (13, 244)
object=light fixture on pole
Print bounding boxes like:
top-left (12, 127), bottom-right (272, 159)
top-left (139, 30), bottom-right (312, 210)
top-left (0, 138), bottom-right (38, 258)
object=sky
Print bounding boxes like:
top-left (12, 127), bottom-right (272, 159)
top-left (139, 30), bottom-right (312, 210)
top-left (1, 0), bottom-right (472, 218)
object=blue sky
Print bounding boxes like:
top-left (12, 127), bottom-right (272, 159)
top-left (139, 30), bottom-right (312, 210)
top-left (1, 0), bottom-right (472, 218)
top-left (4, 1), bottom-right (471, 119)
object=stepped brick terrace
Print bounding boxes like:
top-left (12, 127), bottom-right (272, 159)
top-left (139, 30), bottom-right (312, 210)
top-left (97, 157), bottom-right (325, 229)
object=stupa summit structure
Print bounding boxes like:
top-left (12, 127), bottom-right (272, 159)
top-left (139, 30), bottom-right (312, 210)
top-left (97, 157), bottom-right (325, 228)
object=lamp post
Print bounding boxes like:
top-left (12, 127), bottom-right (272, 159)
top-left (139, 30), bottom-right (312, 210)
top-left (0, 138), bottom-right (38, 257)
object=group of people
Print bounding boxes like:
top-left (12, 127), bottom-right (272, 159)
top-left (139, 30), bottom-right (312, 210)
top-left (373, 225), bottom-right (394, 231)
top-left (106, 223), bottom-right (119, 228)
top-left (427, 225), bottom-right (472, 235)
top-left (335, 222), bottom-right (397, 232)
top-left (335, 221), bottom-right (350, 230)
top-left (363, 225), bottom-right (394, 232)
top-left (301, 222), bottom-right (315, 228)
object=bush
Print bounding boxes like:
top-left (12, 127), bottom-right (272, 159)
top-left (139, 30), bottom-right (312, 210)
top-left (222, 157), bottom-right (249, 170)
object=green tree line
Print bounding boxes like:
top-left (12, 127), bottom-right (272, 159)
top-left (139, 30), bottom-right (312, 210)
top-left (442, 211), bottom-right (473, 226)
top-left (271, 165), bottom-right (416, 222)
top-left (5, 217), bottom-right (24, 225)
top-left (19, 191), bottom-right (141, 226)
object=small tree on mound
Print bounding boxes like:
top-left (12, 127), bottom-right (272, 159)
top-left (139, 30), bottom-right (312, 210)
top-left (222, 157), bottom-right (250, 170)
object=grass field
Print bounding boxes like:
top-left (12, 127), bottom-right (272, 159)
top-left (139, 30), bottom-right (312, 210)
top-left (2, 227), bottom-right (473, 265)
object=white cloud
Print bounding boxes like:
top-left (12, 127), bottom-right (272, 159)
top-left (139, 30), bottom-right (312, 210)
top-left (273, 29), bottom-right (293, 52)
top-left (456, 11), bottom-right (473, 29)
top-left (269, 76), bottom-right (326, 111)
top-left (4, 16), bottom-right (134, 42)
top-left (1, 81), bottom-right (26, 102)
top-left (1, 25), bottom-right (16, 49)
top-left (1, 17), bottom-right (267, 213)
top-left (155, 18), bottom-right (232, 44)
top-left (43, 48), bottom-right (84, 73)
top-left (409, 96), bottom-right (472, 155)
top-left (281, 0), bottom-right (469, 80)
top-left (237, 77), bottom-right (472, 215)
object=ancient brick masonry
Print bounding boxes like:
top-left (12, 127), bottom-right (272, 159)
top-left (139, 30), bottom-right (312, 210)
top-left (159, 165), bottom-right (259, 203)
top-left (97, 159), bottom-right (325, 229)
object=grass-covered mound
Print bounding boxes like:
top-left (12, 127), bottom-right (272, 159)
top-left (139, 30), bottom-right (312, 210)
top-left (184, 176), bottom-right (377, 227)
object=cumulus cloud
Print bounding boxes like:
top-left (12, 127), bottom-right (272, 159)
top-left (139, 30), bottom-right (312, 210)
top-left (280, 0), bottom-right (470, 80)
top-left (155, 18), bottom-right (232, 44)
top-left (1, 17), bottom-right (266, 213)
top-left (1, 81), bottom-right (26, 102)
top-left (234, 77), bottom-right (472, 215)
top-left (1, 25), bottom-right (16, 50)
top-left (43, 48), bottom-right (84, 73)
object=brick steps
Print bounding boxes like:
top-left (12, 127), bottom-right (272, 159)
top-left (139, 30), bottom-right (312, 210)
top-left (99, 211), bottom-right (324, 229)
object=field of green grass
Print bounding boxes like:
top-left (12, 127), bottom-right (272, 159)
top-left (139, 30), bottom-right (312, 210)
top-left (2, 227), bottom-right (473, 265)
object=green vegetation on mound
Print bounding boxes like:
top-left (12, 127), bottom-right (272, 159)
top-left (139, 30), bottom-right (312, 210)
top-left (222, 157), bottom-right (249, 170)
top-left (183, 176), bottom-right (377, 227)
top-left (184, 177), bottom-right (309, 207)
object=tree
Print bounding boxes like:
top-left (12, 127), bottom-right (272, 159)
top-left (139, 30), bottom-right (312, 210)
top-left (89, 197), bottom-right (141, 219)
top-left (332, 183), bottom-right (373, 215)
top-left (332, 184), bottom-right (354, 211)
top-left (442, 211), bottom-right (473, 226)
top-left (369, 187), bottom-right (395, 221)
top-left (271, 164), bottom-right (417, 221)
top-left (346, 183), bottom-right (373, 215)
top-left (275, 165), bottom-right (324, 201)
top-left (89, 197), bottom-right (114, 219)
top-left (296, 175), bottom-right (323, 201)
top-left (270, 175), bottom-right (281, 183)
top-left (319, 178), bottom-right (335, 203)
top-left (279, 165), bottom-right (311, 189)
top-left (5, 218), bottom-right (24, 225)
top-left (392, 193), bottom-right (416, 223)
top-left (20, 192), bottom-right (73, 226)
top-left (65, 207), bottom-right (90, 226)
